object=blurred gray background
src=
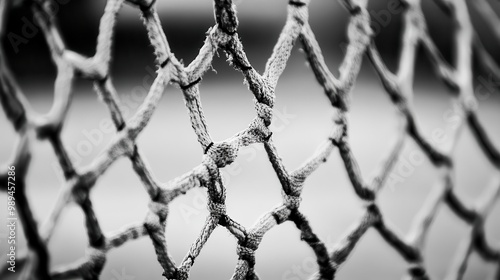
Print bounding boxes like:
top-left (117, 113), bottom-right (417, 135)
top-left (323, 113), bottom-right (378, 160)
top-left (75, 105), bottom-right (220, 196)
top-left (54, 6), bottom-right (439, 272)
top-left (1, 0), bottom-right (500, 279)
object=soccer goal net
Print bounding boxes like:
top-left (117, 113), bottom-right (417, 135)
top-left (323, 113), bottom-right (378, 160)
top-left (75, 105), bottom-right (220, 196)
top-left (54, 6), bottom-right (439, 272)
top-left (0, 0), bottom-right (499, 279)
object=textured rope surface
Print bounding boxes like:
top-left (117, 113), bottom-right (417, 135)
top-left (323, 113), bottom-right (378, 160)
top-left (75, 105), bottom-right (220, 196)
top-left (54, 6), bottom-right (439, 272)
top-left (1, 0), bottom-right (500, 279)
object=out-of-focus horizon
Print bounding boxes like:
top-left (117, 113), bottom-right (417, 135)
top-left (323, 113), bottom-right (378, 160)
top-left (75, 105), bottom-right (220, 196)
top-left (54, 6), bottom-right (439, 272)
top-left (1, 0), bottom-right (500, 279)
top-left (3, 0), bottom-right (500, 85)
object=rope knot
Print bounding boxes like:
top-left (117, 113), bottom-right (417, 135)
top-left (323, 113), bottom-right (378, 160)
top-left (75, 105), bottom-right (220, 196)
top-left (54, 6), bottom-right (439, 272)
top-left (329, 112), bottom-right (348, 145)
top-left (139, 0), bottom-right (156, 13)
top-left (366, 203), bottom-right (382, 224)
top-left (289, 0), bottom-right (309, 25)
top-left (144, 211), bottom-right (165, 234)
top-left (348, 7), bottom-right (372, 45)
top-left (208, 201), bottom-right (226, 216)
top-left (236, 244), bottom-right (256, 267)
top-left (214, 0), bottom-right (238, 35)
top-left (80, 248), bottom-right (106, 279)
top-left (72, 185), bottom-right (89, 205)
top-left (207, 142), bottom-right (239, 168)
top-left (115, 133), bottom-right (136, 158)
top-left (255, 101), bottom-right (273, 126)
top-left (175, 265), bottom-right (190, 280)
top-left (408, 264), bottom-right (426, 278)
top-left (148, 201), bottom-right (168, 221)
top-left (284, 194), bottom-right (302, 209)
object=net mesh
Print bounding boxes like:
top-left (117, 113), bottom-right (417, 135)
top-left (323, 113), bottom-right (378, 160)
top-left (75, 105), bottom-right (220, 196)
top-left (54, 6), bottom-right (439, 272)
top-left (1, 0), bottom-right (500, 279)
